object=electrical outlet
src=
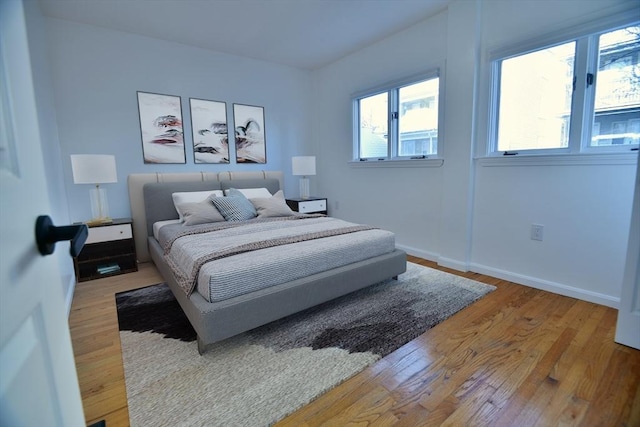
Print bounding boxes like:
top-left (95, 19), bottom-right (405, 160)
top-left (531, 224), bottom-right (544, 241)
top-left (334, 200), bottom-right (340, 210)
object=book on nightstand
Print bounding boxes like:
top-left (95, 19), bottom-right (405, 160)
top-left (97, 263), bottom-right (120, 275)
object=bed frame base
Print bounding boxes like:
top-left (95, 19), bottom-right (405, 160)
top-left (132, 172), bottom-right (407, 355)
top-left (195, 272), bottom-right (404, 355)
top-left (149, 237), bottom-right (406, 354)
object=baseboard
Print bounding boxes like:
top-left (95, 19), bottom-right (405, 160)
top-left (468, 263), bottom-right (620, 309)
top-left (396, 245), bottom-right (470, 273)
top-left (395, 247), bottom-right (619, 308)
top-left (437, 257), bottom-right (469, 272)
top-left (65, 273), bottom-right (76, 317)
top-left (395, 244), bottom-right (439, 263)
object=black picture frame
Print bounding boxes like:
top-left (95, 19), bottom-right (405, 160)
top-left (233, 103), bottom-right (266, 164)
top-left (137, 91), bottom-right (186, 164)
top-left (189, 98), bottom-right (230, 164)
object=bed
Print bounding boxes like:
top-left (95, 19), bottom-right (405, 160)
top-left (128, 171), bottom-right (407, 354)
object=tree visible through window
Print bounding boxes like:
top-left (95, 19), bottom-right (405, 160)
top-left (355, 73), bottom-right (441, 161)
top-left (358, 92), bottom-right (388, 158)
top-left (492, 23), bottom-right (639, 155)
top-left (591, 26), bottom-right (640, 147)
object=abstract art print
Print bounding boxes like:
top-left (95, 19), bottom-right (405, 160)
top-left (189, 98), bottom-right (229, 164)
top-left (137, 91), bottom-right (186, 164)
top-left (233, 103), bottom-right (266, 163)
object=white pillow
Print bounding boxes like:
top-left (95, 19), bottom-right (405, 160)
top-left (250, 190), bottom-right (296, 218)
top-left (172, 190), bottom-right (223, 221)
top-left (223, 187), bottom-right (272, 199)
top-left (181, 196), bottom-right (226, 225)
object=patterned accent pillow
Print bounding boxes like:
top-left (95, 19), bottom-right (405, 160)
top-left (250, 190), bottom-right (296, 218)
top-left (212, 190), bottom-right (257, 221)
top-left (180, 195), bottom-right (226, 225)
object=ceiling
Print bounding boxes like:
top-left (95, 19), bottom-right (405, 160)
top-left (38, 0), bottom-right (449, 70)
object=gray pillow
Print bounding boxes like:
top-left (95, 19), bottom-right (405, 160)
top-left (251, 190), bottom-right (296, 218)
top-left (180, 195), bottom-right (226, 225)
top-left (211, 190), bottom-right (257, 221)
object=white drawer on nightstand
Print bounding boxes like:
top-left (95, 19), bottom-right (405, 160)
top-left (298, 199), bottom-right (327, 213)
top-left (85, 224), bottom-right (132, 244)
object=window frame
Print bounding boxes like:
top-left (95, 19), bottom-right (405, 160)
top-left (351, 68), bottom-right (444, 165)
top-left (486, 15), bottom-right (640, 159)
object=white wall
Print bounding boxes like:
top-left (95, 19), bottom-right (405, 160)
top-left (312, 10), bottom-right (449, 261)
top-left (470, 0), bottom-right (637, 307)
top-left (472, 163), bottom-right (634, 307)
top-left (46, 18), bottom-right (313, 222)
top-left (38, 0), bottom-right (638, 307)
top-left (312, 0), bottom-right (638, 306)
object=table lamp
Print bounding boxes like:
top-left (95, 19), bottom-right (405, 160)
top-left (70, 154), bottom-right (117, 224)
top-left (292, 156), bottom-right (316, 200)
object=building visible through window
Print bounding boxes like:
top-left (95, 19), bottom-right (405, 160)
top-left (591, 27), bottom-right (640, 147)
top-left (355, 73), bottom-right (440, 161)
top-left (492, 24), bottom-right (639, 155)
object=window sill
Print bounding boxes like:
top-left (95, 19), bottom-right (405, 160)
top-left (477, 152), bottom-right (638, 167)
top-left (349, 158), bottom-right (444, 168)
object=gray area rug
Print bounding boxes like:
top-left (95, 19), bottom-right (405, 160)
top-left (116, 262), bottom-right (495, 426)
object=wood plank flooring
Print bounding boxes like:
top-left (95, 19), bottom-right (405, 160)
top-left (68, 256), bottom-right (640, 426)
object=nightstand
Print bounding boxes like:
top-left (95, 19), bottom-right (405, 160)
top-left (73, 218), bottom-right (138, 282)
top-left (286, 197), bottom-right (328, 215)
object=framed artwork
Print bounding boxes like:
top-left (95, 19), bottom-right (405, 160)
top-left (137, 91), bottom-right (186, 164)
top-left (189, 98), bottom-right (229, 164)
top-left (233, 103), bottom-right (266, 163)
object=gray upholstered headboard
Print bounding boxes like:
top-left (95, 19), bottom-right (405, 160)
top-left (142, 181), bottom-right (223, 236)
top-left (128, 171), bottom-right (284, 262)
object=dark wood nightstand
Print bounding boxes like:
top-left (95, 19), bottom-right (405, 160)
top-left (73, 218), bottom-right (138, 282)
top-left (286, 197), bottom-right (328, 215)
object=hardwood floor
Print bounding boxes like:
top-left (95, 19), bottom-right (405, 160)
top-left (68, 256), bottom-right (640, 426)
top-left (69, 262), bottom-right (163, 426)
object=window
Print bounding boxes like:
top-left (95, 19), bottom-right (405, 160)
top-left (591, 27), bottom-right (640, 148)
top-left (491, 23), bottom-right (640, 156)
top-left (354, 72), bottom-right (441, 161)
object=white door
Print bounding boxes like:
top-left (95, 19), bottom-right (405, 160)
top-left (0, 1), bottom-right (85, 425)
top-left (615, 151), bottom-right (640, 350)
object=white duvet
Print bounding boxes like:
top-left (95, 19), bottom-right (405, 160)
top-left (157, 217), bottom-right (396, 302)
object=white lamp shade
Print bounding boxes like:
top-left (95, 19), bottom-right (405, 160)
top-left (71, 154), bottom-right (117, 184)
top-left (292, 156), bottom-right (316, 176)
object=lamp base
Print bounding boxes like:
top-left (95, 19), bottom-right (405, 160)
top-left (84, 217), bottom-right (113, 226)
top-left (89, 185), bottom-right (111, 223)
top-left (299, 176), bottom-right (310, 200)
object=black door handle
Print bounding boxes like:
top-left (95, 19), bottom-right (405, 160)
top-left (35, 215), bottom-right (88, 257)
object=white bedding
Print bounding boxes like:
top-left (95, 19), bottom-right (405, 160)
top-left (153, 219), bottom-right (181, 240)
top-left (159, 217), bottom-right (396, 303)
